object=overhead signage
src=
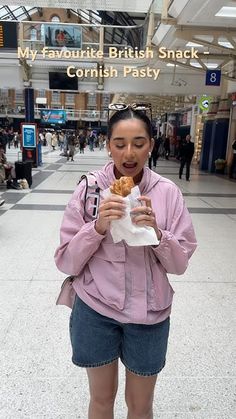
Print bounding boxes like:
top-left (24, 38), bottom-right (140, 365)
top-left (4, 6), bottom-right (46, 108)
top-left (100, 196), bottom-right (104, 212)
top-left (22, 124), bottom-right (37, 148)
top-left (205, 70), bottom-right (221, 86)
top-left (0, 21), bottom-right (17, 49)
top-left (198, 95), bottom-right (213, 111)
top-left (41, 109), bottom-right (67, 124)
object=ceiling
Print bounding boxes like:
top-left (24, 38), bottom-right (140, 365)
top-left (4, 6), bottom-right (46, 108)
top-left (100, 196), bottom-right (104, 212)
top-left (152, 0), bottom-right (236, 82)
top-left (0, 0), bottom-right (235, 114)
top-left (169, 0), bottom-right (236, 28)
top-left (0, 0), bottom-right (159, 14)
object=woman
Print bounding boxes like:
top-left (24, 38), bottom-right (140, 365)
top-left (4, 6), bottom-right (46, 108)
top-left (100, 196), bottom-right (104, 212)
top-left (55, 107), bottom-right (197, 419)
top-left (51, 132), bottom-right (58, 151)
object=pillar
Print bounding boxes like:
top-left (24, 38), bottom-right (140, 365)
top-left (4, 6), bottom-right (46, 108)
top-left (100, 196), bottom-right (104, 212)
top-left (24, 87), bottom-right (34, 122)
top-left (200, 99), bottom-right (219, 170)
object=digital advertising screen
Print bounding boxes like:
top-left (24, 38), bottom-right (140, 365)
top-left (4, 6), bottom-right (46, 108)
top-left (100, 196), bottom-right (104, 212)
top-left (49, 72), bottom-right (78, 91)
top-left (40, 109), bottom-right (67, 125)
top-left (21, 123), bottom-right (37, 148)
top-left (44, 24), bottom-right (82, 48)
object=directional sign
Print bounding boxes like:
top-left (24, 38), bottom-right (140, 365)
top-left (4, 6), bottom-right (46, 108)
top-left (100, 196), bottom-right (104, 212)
top-left (205, 70), bottom-right (221, 86)
top-left (198, 95), bottom-right (212, 111)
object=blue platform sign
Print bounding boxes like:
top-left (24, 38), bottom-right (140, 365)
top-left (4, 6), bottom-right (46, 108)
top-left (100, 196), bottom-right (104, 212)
top-left (22, 124), bottom-right (36, 148)
top-left (205, 70), bottom-right (221, 86)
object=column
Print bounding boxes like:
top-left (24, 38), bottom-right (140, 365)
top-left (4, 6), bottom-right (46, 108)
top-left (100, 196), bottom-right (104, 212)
top-left (24, 87), bottom-right (34, 122)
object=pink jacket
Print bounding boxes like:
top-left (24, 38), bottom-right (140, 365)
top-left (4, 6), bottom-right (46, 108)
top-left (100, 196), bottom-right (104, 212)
top-left (55, 162), bottom-right (197, 324)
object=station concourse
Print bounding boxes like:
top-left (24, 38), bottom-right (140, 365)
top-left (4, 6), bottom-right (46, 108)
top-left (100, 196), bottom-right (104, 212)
top-left (0, 1), bottom-right (236, 418)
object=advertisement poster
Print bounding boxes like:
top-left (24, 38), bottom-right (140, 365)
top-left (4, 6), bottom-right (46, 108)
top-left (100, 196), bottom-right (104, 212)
top-left (22, 123), bottom-right (36, 148)
top-left (44, 24), bottom-right (82, 48)
top-left (40, 109), bottom-right (67, 124)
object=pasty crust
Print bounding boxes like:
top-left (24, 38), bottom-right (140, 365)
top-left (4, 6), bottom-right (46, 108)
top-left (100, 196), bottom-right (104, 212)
top-left (110, 176), bottom-right (134, 197)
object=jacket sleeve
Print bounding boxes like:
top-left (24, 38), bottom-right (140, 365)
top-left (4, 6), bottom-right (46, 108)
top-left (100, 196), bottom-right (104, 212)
top-left (54, 181), bottom-right (105, 276)
top-left (152, 186), bottom-right (197, 275)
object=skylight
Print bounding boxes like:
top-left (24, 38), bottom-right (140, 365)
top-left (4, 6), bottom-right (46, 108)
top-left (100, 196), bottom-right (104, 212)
top-left (215, 6), bottom-right (236, 17)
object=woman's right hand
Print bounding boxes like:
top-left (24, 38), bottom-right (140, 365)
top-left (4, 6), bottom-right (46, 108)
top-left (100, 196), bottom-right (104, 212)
top-left (95, 195), bottom-right (126, 235)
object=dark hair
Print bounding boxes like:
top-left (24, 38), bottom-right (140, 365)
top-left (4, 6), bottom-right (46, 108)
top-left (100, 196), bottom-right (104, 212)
top-left (108, 108), bottom-right (152, 140)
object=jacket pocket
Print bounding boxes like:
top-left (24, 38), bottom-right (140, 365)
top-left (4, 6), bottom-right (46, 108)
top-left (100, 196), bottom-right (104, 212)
top-left (150, 261), bottom-right (174, 311)
top-left (84, 243), bottom-right (126, 310)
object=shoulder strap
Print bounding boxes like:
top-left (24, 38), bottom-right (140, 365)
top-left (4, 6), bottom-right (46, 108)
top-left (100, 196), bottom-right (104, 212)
top-left (79, 174), bottom-right (101, 220)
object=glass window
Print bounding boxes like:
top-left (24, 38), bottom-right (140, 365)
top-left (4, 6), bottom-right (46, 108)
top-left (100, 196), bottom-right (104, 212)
top-left (101, 93), bottom-right (110, 110)
top-left (15, 89), bottom-right (24, 103)
top-left (37, 89), bottom-right (46, 98)
top-left (65, 93), bottom-right (75, 104)
top-left (51, 91), bottom-right (61, 103)
top-left (30, 27), bottom-right (37, 41)
top-left (87, 93), bottom-right (97, 110)
top-left (51, 15), bottom-right (61, 22)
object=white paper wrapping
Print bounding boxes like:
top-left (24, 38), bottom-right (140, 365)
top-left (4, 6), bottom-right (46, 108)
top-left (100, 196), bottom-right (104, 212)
top-left (102, 186), bottom-right (159, 246)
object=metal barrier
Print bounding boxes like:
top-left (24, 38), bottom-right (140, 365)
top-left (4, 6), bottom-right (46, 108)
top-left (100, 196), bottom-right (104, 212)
top-left (0, 107), bottom-right (108, 121)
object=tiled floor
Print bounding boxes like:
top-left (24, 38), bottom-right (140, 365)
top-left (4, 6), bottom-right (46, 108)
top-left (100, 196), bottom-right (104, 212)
top-left (0, 146), bottom-right (235, 418)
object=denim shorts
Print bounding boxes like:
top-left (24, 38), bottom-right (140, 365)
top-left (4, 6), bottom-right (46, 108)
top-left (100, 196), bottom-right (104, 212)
top-left (69, 296), bottom-right (170, 377)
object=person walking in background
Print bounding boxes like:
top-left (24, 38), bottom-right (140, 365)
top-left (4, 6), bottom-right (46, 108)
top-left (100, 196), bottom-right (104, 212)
top-left (13, 131), bottom-right (20, 148)
top-left (164, 136), bottom-right (170, 160)
top-left (148, 134), bottom-right (161, 169)
top-left (67, 133), bottom-right (76, 161)
top-left (87, 129), bottom-right (95, 151)
top-left (179, 134), bottom-right (195, 181)
top-left (79, 130), bottom-right (87, 154)
top-left (58, 132), bottom-right (65, 151)
top-left (55, 105), bottom-right (197, 419)
top-left (45, 131), bottom-right (52, 149)
top-left (0, 129), bottom-right (8, 152)
top-left (98, 133), bottom-right (105, 150)
top-left (51, 132), bottom-right (58, 151)
top-left (229, 138), bottom-right (236, 179)
top-left (175, 136), bottom-right (182, 159)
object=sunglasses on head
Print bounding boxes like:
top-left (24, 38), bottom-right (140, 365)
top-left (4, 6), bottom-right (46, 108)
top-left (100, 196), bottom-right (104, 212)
top-left (108, 102), bottom-right (152, 121)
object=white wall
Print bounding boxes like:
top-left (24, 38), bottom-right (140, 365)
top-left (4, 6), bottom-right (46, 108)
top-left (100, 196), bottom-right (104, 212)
top-left (0, 63), bottom-right (223, 96)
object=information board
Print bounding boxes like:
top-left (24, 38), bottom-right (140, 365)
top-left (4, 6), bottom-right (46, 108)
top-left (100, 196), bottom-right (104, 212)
top-left (0, 21), bottom-right (17, 49)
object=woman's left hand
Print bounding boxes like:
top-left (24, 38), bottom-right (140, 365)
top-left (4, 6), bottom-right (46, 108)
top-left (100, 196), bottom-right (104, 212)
top-left (130, 196), bottom-right (162, 241)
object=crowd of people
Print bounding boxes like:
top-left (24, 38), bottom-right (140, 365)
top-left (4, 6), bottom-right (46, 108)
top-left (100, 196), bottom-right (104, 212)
top-left (38, 128), bottom-right (107, 160)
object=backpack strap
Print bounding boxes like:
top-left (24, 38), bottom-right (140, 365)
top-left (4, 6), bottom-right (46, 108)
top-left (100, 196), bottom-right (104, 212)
top-left (79, 174), bottom-right (101, 221)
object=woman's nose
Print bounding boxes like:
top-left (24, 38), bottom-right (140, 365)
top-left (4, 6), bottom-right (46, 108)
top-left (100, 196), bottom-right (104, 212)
top-left (125, 144), bottom-right (135, 158)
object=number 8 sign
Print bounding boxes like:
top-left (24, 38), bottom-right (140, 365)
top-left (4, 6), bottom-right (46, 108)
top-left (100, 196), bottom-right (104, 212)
top-left (205, 70), bottom-right (221, 86)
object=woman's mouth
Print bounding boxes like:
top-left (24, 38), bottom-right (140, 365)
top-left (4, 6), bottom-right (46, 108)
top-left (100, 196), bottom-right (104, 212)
top-left (123, 162), bottom-right (137, 169)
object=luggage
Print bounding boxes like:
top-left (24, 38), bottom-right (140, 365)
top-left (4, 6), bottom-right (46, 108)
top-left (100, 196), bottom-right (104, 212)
top-left (15, 161), bottom-right (32, 187)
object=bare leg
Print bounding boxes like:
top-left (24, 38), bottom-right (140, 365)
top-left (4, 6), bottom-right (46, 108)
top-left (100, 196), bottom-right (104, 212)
top-left (125, 369), bottom-right (158, 419)
top-left (87, 359), bottom-right (118, 419)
